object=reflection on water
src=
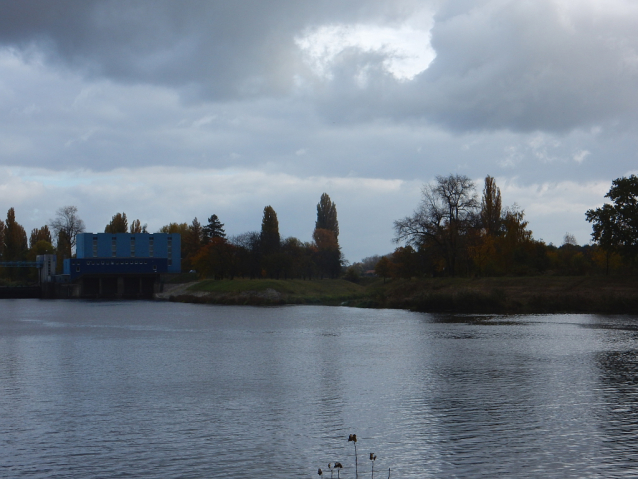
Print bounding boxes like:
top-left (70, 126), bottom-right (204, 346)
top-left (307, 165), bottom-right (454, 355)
top-left (1, 300), bottom-right (638, 478)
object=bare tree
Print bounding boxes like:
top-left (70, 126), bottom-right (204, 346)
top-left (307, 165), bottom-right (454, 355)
top-left (394, 174), bottom-right (479, 276)
top-left (49, 206), bottom-right (85, 251)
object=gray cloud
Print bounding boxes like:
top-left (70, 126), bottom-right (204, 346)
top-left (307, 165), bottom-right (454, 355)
top-left (4, 1), bottom-right (638, 135)
top-left (309, 0), bottom-right (638, 133)
top-left (0, 1), bottom-right (416, 98)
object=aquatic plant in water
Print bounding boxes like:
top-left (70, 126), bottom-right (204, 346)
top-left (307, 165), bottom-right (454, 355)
top-left (319, 434), bottom-right (389, 478)
top-left (348, 434), bottom-right (358, 478)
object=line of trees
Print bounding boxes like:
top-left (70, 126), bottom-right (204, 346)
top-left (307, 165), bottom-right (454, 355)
top-left (0, 193), bottom-right (343, 282)
top-left (3, 174), bottom-right (637, 283)
top-left (0, 206), bottom-right (83, 281)
top-left (364, 173), bottom-right (635, 281)
top-left (388, 174), bottom-right (548, 278)
top-left (182, 194), bottom-right (342, 280)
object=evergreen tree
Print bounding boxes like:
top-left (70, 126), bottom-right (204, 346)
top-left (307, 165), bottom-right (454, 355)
top-left (203, 214), bottom-right (226, 242)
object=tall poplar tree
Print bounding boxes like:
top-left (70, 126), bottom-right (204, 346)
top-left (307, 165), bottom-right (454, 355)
top-left (260, 206), bottom-right (280, 255)
top-left (129, 219), bottom-right (147, 233)
top-left (481, 175), bottom-right (502, 236)
top-left (4, 207), bottom-right (28, 262)
top-left (315, 193), bottom-right (339, 239)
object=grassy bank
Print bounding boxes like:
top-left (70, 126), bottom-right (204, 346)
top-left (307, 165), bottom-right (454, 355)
top-left (164, 275), bottom-right (638, 314)
top-left (364, 276), bottom-right (638, 314)
top-left (167, 278), bottom-right (366, 306)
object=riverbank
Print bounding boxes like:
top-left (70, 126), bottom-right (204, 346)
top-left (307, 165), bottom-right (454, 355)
top-left (158, 275), bottom-right (638, 314)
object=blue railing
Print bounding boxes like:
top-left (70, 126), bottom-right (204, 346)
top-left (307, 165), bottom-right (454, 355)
top-left (0, 261), bottom-right (43, 268)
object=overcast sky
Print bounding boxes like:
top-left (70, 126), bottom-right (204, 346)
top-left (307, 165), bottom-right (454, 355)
top-left (1, 0), bottom-right (637, 262)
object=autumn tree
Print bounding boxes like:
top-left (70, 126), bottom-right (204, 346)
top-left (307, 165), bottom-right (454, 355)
top-left (375, 256), bottom-right (392, 283)
top-left (191, 237), bottom-right (238, 280)
top-left (313, 228), bottom-right (341, 278)
top-left (3, 208), bottom-right (28, 262)
top-left (390, 246), bottom-right (419, 279)
top-left (129, 219), bottom-right (147, 233)
top-left (260, 206), bottom-right (280, 256)
top-left (229, 231), bottom-right (262, 279)
top-left (104, 212), bottom-right (128, 233)
top-left (260, 206), bottom-right (281, 277)
top-left (29, 240), bottom-right (55, 258)
top-left (158, 222), bottom-right (189, 235)
top-left (29, 225), bottom-right (52, 249)
top-left (50, 205), bottom-right (85, 252)
top-left (182, 217), bottom-right (204, 269)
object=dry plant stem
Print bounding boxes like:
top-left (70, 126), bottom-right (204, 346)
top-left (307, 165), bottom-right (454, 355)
top-left (354, 442), bottom-right (358, 478)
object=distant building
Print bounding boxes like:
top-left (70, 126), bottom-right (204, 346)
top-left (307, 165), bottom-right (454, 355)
top-left (63, 233), bottom-right (181, 298)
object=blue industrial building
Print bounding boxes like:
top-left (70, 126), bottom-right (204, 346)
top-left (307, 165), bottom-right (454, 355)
top-left (63, 233), bottom-right (180, 298)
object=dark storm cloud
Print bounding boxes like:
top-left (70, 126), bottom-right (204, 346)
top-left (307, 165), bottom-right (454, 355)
top-left (0, 0), bottom-right (414, 99)
top-left (4, 1), bottom-right (637, 134)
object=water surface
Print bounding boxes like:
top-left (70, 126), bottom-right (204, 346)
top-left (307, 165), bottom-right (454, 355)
top-left (1, 300), bottom-right (638, 478)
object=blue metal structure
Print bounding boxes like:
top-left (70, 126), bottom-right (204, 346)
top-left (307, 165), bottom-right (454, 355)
top-left (75, 233), bottom-right (180, 270)
top-left (64, 233), bottom-right (181, 282)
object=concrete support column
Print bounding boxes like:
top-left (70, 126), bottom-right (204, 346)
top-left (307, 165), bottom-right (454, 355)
top-left (117, 276), bottom-right (124, 298)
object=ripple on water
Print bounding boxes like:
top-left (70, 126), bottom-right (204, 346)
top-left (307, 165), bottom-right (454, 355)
top-left (2, 302), bottom-right (638, 478)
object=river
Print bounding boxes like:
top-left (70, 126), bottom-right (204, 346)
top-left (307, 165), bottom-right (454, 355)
top-left (1, 300), bottom-right (637, 478)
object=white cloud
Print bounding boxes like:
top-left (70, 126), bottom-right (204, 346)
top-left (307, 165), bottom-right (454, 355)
top-left (572, 150), bottom-right (590, 163)
top-left (295, 11), bottom-right (436, 82)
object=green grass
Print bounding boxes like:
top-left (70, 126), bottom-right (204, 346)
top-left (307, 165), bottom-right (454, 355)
top-left (186, 278), bottom-right (366, 304)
